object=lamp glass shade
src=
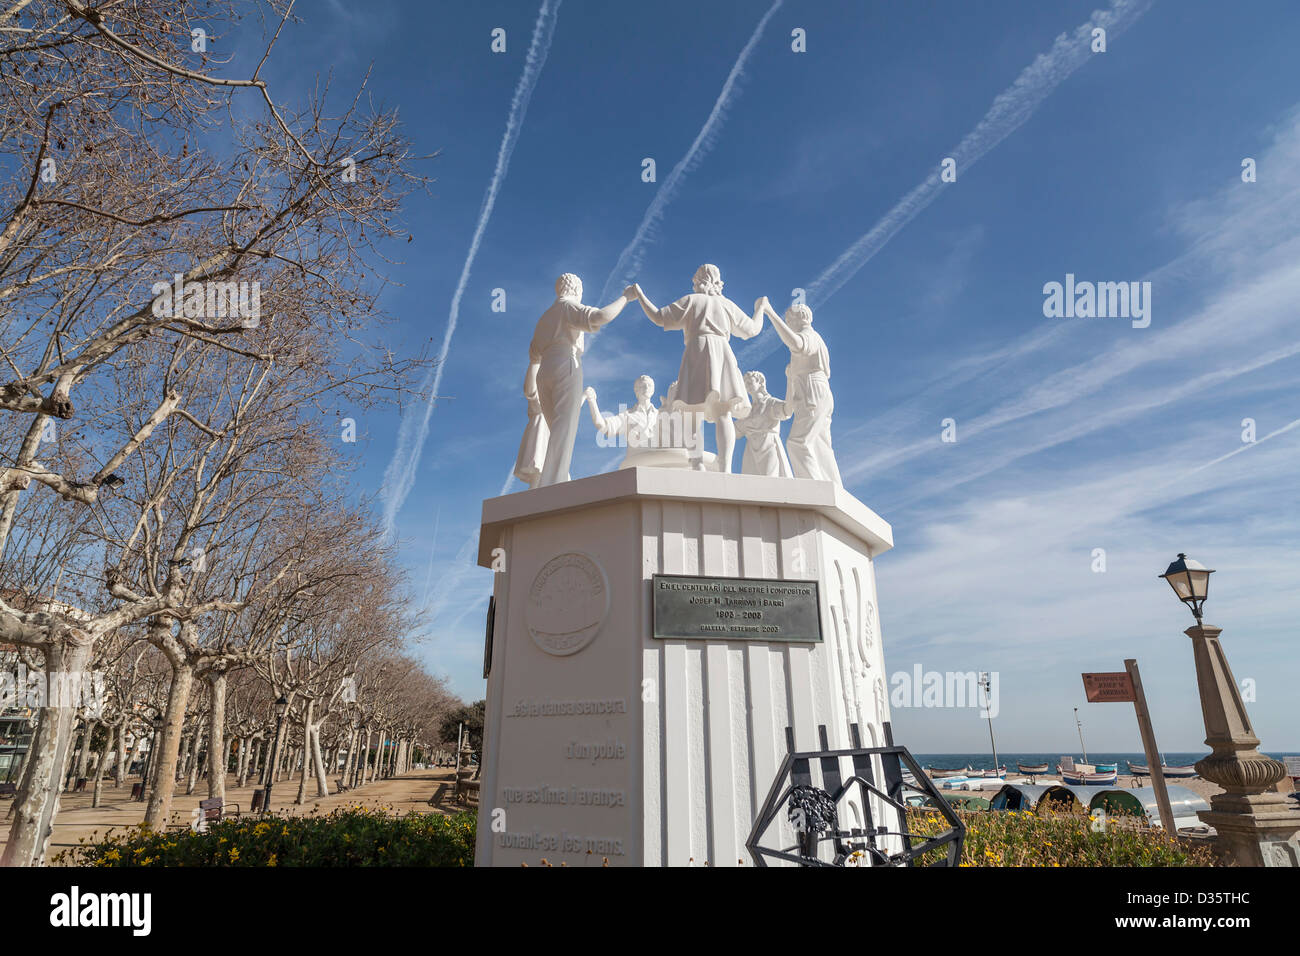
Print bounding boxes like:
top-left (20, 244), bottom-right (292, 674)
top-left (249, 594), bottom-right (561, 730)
top-left (1159, 553), bottom-right (1213, 607)
top-left (274, 695), bottom-right (289, 717)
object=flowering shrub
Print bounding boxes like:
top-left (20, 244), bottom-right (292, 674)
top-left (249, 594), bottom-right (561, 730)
top-left (57, 806), bottom-right (477, 867)
top-left (907, 808), bottom-right (1217, 867)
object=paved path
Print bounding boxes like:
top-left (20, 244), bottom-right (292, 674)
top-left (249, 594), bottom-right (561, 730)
top-left (0, 767), bottom-right (475, 864)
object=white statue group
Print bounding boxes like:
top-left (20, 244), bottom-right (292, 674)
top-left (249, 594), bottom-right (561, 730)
top-left (515, 264), bottom-right (842, 489)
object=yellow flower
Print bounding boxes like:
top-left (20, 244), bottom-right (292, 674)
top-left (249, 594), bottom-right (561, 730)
top-left (267, 854), bottom-right (278, 867)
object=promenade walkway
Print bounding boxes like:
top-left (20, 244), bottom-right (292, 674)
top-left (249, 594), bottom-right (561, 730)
top-left (0, 767), bottom-right (467, 864)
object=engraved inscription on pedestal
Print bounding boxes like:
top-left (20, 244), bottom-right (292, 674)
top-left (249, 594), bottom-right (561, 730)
top-left (526, 552), bottom-right (609, 656)
top-left (652, 574), bottom-right (822, 642)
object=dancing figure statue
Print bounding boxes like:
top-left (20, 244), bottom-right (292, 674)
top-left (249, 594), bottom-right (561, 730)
top-left (583, 376), bottom-right (718, 470)
top-left (628, 264), bottom-right (766, 473)
top-left (735, 370), bottom-right (793, 477)
top-left (584, 375), bottom-right (659, 450)
top-left (761, 302), bottom-right (842, 485)
top-left (520, 273), bottom-right (633, 486)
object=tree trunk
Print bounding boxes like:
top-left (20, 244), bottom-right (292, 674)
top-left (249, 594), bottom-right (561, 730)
top-left (206, 670), bottom-right (227, 803)
top-left (177, 731), bottom-right (193, 784)
top-left (114, 722), bottom-right (128, 787)
top-left (1, 633), bottom-right (93, 867)
top-left (240, 737), bottom-right (258, 788)
top-left (311, 716), bottom-right (329, 798)
top-left (272, 721), bottom-right (289, 782)
top-left (295, 701), bottom-right (314, 805)
top-left (185, 727), bottom-right (204, 794)
top-left (73, 718), bottom-right (96, 784)
top-left (143, 660), bottom-right (195, 831)
top-left (91, 730), bottom-right (113, 808)
top-left (342, 729), bottom-right (357, 787)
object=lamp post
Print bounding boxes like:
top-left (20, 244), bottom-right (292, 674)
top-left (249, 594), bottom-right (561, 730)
top-left (1159, 553), bottom-right (1299, 866)
top-left (262, 695), bottom-right (289, 812)
top-left (979, 672), bottom-right (999, 773)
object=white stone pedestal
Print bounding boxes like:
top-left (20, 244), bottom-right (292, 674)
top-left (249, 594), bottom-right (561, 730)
top-left (474, 467), bottom-right (896, 867)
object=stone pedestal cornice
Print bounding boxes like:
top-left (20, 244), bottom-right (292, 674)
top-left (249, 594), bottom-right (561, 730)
top-left (1185, 624), bottom-right (1298, 866)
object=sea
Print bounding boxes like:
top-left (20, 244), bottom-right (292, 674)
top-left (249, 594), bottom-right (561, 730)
top-left (912, 752), bottom-right (1300, 772)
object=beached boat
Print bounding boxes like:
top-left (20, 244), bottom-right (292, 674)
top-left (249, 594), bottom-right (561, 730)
top-left (1059, 756), bottom-right (1117, 786)
top-left (926, 767), bottom-right (967, 778)
top-left (968, 766), bottom-right (1007, 778)
top-left (1094, 762), bottom-right (1118, 773)
top-left (1016, 762), bottom-right (1050, 774)
top-left (1059, 766), bottom-right (1118, 785)
top-left (1129, 761), bottom-right (1198, 778)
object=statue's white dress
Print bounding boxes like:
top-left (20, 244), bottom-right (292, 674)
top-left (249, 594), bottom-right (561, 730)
top-left (735, 393), bottom-right (793, 477)
top-left (650, 292), bottom-right (762, 422)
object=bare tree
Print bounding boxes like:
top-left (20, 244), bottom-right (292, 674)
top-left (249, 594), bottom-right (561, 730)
top-left (0, 0), bottom-right (430, 865)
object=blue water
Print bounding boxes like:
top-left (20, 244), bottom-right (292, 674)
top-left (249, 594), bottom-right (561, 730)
top-left (912, 752), bottom-right (1300, 773)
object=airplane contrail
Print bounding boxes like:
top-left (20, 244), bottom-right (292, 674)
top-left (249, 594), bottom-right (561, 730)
top-left (380, 0), bottom-right (562, 539)
top-left (739, 0), bottom-right (1154, 366)
top-left (597, 0), bottom-right (784, 304)
top-left (427, 468), bottom-right (515, 635)
top-left (1188, 417), bottom-right (1300, 474)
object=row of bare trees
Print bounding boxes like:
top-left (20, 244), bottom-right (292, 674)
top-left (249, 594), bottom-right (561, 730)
top-left (0, 1), bottom-right (449, 865)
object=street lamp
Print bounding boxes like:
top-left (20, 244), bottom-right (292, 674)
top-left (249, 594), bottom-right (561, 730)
top-left (1158, 553), bottom-right (1297, 866)
top-left (1159, 553), bottom-right (1214, 623)
top-left (261, 695), bottom-right (289, 812)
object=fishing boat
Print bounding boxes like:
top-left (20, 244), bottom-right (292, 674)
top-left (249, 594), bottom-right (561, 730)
top-left (1016, 762), bottom-right (1050, 774)
top-left (967, 766), bottom-right (1007, 778)
top-left (1060, 766), bottom-right (1118, 785)
top-left (1058, 756), bottom-right (1117, 786)
top-left (1094, 762), bottom-right (1118, 773)
top-left (926, 767), bottom-right (968, 779)
top-left (1129, 761), bottom-right (1198, 778)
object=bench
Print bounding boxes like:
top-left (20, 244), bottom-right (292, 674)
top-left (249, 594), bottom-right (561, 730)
top-left (130, 782), bottom-right (144, 800)
top-left (334, 777), bottom-right (350, 794)
top-left (169, 796), bottom-right (241, 831)
top-left (0, 783), bottom-right (16, 799)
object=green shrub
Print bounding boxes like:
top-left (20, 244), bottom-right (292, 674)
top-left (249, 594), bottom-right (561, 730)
top-left (57, 806), bottom-right (477, 867)
top-left (907, 808), bottom-right (1217, 867)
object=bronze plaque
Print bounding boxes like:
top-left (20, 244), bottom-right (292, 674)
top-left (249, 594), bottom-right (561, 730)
top-left (652, 574), bottom-right (822, 643)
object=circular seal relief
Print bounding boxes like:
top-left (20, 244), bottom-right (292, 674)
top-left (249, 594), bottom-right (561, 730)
top-left (526, 552), bottom-right (609, 657)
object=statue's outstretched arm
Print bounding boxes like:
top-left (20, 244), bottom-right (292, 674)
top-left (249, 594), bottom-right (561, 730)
top-left (583, 386), bottom-right (621, 435)
top-left (628, 284), bottom-right (666, 326)
top-left (762, 302), bottom-right (801, 352)
top-left (589, 291), bottom-right (634, 329)
top-left (583, 386), bottom-right (604, 429)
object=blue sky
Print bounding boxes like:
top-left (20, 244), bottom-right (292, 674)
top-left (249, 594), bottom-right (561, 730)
top-left (257, 0), bottom-right (1298, 752)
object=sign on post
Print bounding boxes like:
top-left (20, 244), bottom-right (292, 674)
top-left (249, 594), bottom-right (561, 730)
top-left (1082, 672), bottom-right (1135, 703)
top-left (1080, 663), bottom-right (1177, 832)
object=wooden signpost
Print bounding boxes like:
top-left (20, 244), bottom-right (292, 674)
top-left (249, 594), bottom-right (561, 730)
top-left (1080, 660), bottom-right (1176, 831)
